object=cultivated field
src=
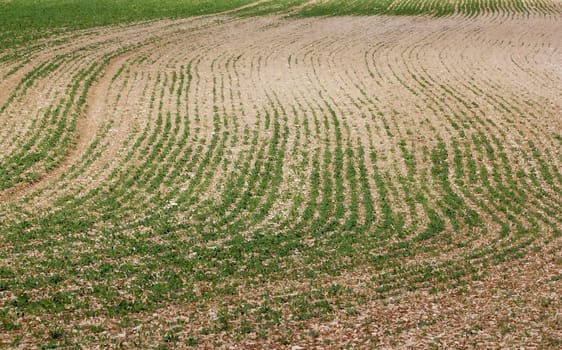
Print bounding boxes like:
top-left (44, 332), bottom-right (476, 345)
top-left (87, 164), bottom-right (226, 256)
top-left (1, 0), bottom-right (561, 348)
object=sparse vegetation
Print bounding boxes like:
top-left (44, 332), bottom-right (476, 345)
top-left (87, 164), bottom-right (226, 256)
top-left (1, 0), bottom-right (561, 348)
